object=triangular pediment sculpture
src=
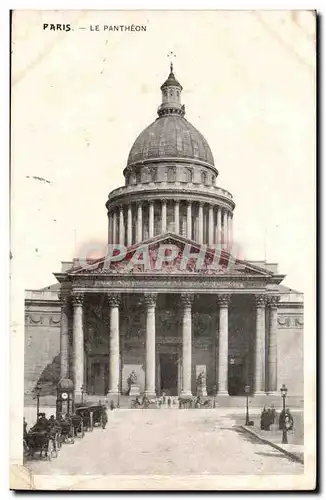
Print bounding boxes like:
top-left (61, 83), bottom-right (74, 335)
top-left (68, 233), bottom-right (274, 277)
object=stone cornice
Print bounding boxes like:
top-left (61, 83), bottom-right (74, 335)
top-left (123, 157), bottom-right (218, 177)
top-left (106, 183), bottom-right (235, 211)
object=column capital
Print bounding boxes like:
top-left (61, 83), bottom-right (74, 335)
top-left (136, 200), bottom-right (142, 207)
top-left (72, 292), bottom-right (84, 307)
top-left (255, 294), bottom-right (268, 307)
top-left (217, 294), bottom-right (231, 307)
top-left (198, 201), bottom-right (204, 207)
top-left (161, 198), bottom-right (168, 205)
top-left (149, 200), bottom-right (154, 206)
top-left (58, 291), bottom-right (70, 305)
top-left (268, 295), bottom-right (280, 308)
top-left (143, 293), bottom-right (157, 307)
top-left (108, 294), bottom-right (121, 307)
top-left (180, 293), bottom-right (194, 307)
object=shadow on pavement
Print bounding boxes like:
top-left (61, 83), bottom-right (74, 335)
top-left (254, 451), bottom-right (286, 459)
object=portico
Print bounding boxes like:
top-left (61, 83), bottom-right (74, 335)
top-left (57, 243), bottom-right (282, 402)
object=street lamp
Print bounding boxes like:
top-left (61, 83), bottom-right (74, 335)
top-left (280, 384), bottom-right (288, 444)
top-left (34, 383), bottom-right (41, 421)
top-left (245, 385), bottom-right (250, 426)
top-left (81, 385), bottom-right (85, 404)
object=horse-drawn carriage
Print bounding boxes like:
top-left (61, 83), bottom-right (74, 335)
top-left (75, 404), bottom-right (106, 430)
top-left (24, 428), bottom-right (59, 460)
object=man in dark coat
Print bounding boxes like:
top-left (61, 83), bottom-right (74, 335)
top-left (101, 406), bottom-right (108, 429)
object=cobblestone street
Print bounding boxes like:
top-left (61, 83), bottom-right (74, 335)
top-left (25, 410), bottom-right (303, 476)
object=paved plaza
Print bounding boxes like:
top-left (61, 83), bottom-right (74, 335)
top-left (25, 409), bottom-right (303, 476)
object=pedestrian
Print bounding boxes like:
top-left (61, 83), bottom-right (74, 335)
top-left (101, 406), bottom-right (108, 429)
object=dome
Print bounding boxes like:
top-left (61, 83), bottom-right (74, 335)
top-left (127, 115), bottom-right (215, 167)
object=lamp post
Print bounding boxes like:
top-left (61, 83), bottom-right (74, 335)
top-left (245, 385), bottom-right (250, 426)
top-left (280, 384), bottom-right (288, 444)
top-left (81, 385), bottom-right (85, 404)
top-left (34, 383), bottom-right (41, 421)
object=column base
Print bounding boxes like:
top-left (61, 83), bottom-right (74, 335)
top-left (180, 391), bottom-right (193, 398)
top-left (216, 390), bottom-right (229, 396)
top-left (267, 391), bottom-right (279, 396)
top-left (107, 390), bottom-right (119, 397)
top-left (144, 391), bottom-right (156, 398)
top-left (253, 391), bottom-right (267, 396)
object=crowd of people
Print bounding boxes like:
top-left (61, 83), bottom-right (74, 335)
top-left (260, 405), bottom-right (294, 431)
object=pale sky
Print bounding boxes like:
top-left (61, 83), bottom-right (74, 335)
top-left (11, 10), bottom-right (315, 294)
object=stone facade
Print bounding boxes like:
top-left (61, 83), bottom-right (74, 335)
top-left (24, 64), bottom-right (304, 405)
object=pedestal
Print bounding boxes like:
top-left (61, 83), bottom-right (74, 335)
top-left (129, 384), bottom-right (140, 396)
top-left (197, 384), bottom-right (207, 397)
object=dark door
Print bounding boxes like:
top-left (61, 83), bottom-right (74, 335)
top-left (228, 362), bottom-right (244, 395)
top-left (160, 354), bottom-right (178, 396)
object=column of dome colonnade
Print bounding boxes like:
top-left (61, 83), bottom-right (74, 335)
top-left (107, 200), bottom-right (233, 247)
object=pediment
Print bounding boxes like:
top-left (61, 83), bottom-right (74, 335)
top-left (69, 233), bottom-right (274, 277)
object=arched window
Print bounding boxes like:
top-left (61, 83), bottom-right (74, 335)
top-left (185, 167), bottom-right (193, 183)
top-left (201, 171), bottom-right (207, 185)
top-left (167, 167), bottom-right (176, 182)
top-left (136, 171), bottom-right (141, 184)
top-left (141, 167), bottom-right (150, 183)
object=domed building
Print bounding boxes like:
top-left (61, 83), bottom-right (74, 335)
top-left (24, 65), bottom-right (304, 406)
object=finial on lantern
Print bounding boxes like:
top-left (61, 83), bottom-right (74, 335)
top-left (167, 51), bottom-right (176, 74)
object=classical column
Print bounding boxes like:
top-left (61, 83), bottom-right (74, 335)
top-left (174, 200), bottom-right (180, 235)
top-left (228, 213), bottom-right (233, 247)
top-left (149, 201), bottom-right (154, 238)
top-left (180, 293), bottom-right (194, 396)
top-left (267, 296), bottom-right (280, 394)
top-left (112, 209), bottom-right (117, 245)
top-left (127, 204), bottom-right (132, 246)
top-left (217, 294), bottom-right (231, 395)
top-left (161, 199), bottom-right (167, 233)
top-left (137, 202), bottom-right (142, 243)
top-left (108, 211), bottom-right (112, 244)
top-left (198, 202), bottom-right (204, 244)
top-left (108, 294), bottom-right (121, 395)
top-left (222, 210), bottom-right (228, 246)
top-left (119, 205), bottom-right (125, 245)
top-left (72, 293), bottom-right (84, 398)
top-left (208, 204), bottom-right (214, 246)
top-left (186, 202), bottom-right (192, 239)
top-left (254, 295), bottom-right (267, 394)
top-left (216, 207), bottom-right (222, 244)
top-left (59, 293), bottom-right (70, 379)
top-left (144, 293), bottom-right (157, 397)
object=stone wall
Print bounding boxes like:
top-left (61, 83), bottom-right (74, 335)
top-left (25, 296), bottom-right (61, 402)
top-left (277, 305), bottom-right (304, 397)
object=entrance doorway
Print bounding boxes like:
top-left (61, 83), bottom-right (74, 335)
top-left (228, 361), bottom-right (245, 395)
top-left (160, 353), bottom-right (178, 396)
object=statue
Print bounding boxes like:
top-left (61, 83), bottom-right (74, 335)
top-left (196, 370), bottom-right (207, 397)
top-left (127, 370), bottom-right (140, 397)
top-left (128, 370), bottom-right (137, 386)
top-left (197, 371), bottom-right (206, 386)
